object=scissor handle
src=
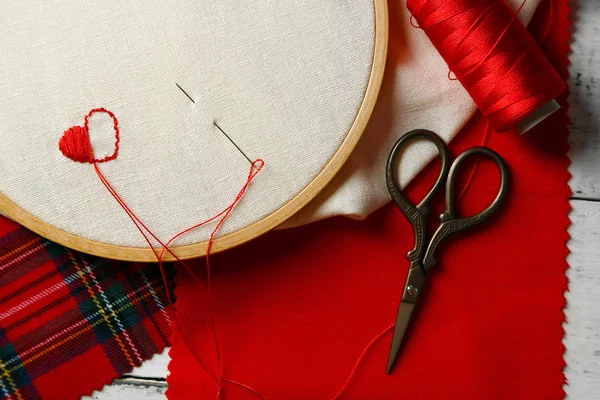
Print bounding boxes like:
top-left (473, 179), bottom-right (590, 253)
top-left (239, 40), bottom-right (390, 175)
top-left (386, 130), bottom-right (450, 262)
top-left (422, 147), bottom-right (509, 272)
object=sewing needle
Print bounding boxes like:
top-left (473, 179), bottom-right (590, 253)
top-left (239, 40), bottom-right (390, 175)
top-left (175, 83), bottom-right (253, 165)
top-left (213, 122), bottom-right (253, 165)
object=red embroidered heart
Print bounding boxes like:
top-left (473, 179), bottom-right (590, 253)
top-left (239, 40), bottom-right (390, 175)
top-left (59, 108), bottom-right (120, 164)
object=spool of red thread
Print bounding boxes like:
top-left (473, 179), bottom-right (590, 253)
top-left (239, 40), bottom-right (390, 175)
top-left (406, 0), bottom-right (565, 132)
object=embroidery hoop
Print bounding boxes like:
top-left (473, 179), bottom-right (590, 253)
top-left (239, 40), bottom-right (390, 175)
top-left (0, 0), bottom-right (388, 262)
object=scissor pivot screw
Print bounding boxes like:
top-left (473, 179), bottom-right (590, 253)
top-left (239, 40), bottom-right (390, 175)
top-left (406, 285), bottom-right (419, 296)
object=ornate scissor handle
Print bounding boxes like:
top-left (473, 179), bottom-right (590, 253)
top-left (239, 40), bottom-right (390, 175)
top-left (386, 130), bottom-right (450, 262)
top-left (422, 146), bottom-right (509, 272)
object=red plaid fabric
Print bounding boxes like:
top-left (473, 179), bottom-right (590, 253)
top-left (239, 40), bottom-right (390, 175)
top-left (0, 216), bottom-right (174, 400)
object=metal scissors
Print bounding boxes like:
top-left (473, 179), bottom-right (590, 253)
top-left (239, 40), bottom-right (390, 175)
top-left (385, 129), bottom-right (509, 374)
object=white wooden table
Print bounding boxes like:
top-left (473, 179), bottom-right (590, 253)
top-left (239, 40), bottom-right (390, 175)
top-left (87, 2), bottom-right (600, 398)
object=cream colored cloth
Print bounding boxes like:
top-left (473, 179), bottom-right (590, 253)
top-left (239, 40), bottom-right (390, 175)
top-left (284, 0), bottom-right (541, 227)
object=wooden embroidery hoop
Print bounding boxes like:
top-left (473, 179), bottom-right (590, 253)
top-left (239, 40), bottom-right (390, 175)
top-left (0, 0), bottom-right (388, 262)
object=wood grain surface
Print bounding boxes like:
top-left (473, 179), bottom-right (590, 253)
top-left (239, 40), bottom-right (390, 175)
top-left (92, 0), bottom-right (600, 398)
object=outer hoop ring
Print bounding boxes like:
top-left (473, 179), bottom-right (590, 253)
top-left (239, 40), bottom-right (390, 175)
top-left (0, 0), bottom-right (388, 262)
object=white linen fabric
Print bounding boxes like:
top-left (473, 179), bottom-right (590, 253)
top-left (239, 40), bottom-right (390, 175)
top-left (0, 1), bottom-right (375, 247)
top-left (284, 0), bottom-right (541, 227)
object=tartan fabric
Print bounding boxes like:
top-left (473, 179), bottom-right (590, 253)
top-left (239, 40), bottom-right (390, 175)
top-left (0, 216), bottom-right (174, 400)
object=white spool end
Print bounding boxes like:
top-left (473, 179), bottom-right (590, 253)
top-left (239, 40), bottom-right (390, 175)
top-left (517, 99), bottom-right (561, 134)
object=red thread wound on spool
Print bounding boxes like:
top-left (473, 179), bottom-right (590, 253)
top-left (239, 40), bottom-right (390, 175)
top-left (407, 0), bottom-right (565, 132)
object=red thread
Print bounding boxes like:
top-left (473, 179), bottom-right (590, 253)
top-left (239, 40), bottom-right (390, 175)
top-left (457, 121), bottom-right (491, 201)
top-left (59, 125), bottom-right (94, 163)
top-left (330, 324), bottom-right (395, 400)
top-left (93, 159), bottom-right (265, 399)
top-left (407, 0), bottom-right (565, 132)
top-left (59, 110), bottom-right (264, 398)
top-left (537, 0), bottom-right (554, 44)
top-left (59, 108), bottom-right (120, 163)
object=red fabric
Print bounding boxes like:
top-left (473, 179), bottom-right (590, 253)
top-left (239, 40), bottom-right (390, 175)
top-left (406, 0), bottom-right (565, 132)
top-left (0, 217), bottom-right (174, 400)
top-left (167, 1), bottom-right (570, 398)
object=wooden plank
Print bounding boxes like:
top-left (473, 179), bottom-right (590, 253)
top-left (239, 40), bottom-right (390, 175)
top-left (126, 350), bottom-right (169, 379)
top-left (564, 199), bottom-right (600, 398)
top-left (568, 0), bottom-right (600, 201)
top-left (82, 378), bottom-right (166, 400)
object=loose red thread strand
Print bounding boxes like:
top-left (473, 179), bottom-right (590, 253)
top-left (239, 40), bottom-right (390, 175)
top-left (80, 118), bottom-right (399, 398)
top-left (93, 158), bottom-right (265, 399)
top-left (406, 0), bottom-right (565, 132)
top-left (67, 105), bottom-right (494, 398)
top-left (538, 0), bottom-right (554, 44)
top-left (157, 160), bottom-right (265, 398)
top-left (330, 324), bottom-right (395, 400)
top-left (63, 108), bottom-right (372, 398)
top-left (93, 143), bottom-right (389, 398)
top-left (93, 164), bottom-right (219, 385)
top-left (457, 121), bottom-right (491, 201)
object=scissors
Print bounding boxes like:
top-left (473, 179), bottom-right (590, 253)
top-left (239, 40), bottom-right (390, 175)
top-left (385, 129), bottom-right (508, 374)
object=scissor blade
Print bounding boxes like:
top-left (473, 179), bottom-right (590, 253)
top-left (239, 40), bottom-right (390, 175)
top-left (386, 300), bottom-right (415, 374)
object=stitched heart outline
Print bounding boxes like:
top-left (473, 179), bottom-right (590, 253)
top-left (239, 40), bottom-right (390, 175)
top-left (59, 108), bottom-right (120, 164)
